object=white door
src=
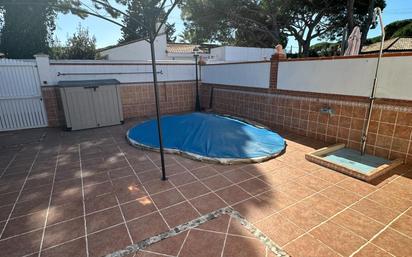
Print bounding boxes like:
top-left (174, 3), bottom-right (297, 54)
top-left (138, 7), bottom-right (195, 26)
top-left (0, 59), bottom-right (48, 131)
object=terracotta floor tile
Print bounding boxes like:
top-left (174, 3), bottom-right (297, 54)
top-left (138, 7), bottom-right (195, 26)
top-left (151, 188), bottom-right (185, 209)
top-left (202, 174), bottom-right (233, 191)
top-left (215, 185), bottom-right (251, 205)
top-left (114, 181), bottom-right (148, 204)
top-left (351, 199), bottom-right (399, 224)
top-left (160, 201), bottom-right (199, 227)
top-left (179, 229), bottom-right (225, 257)
top-left (241, 163), bottom-right (267, 177)
top-left (372, 228), bottom-right (412, 257)
top-left (2, 210), bottom-right (47, 238)
top-left (321, 186), bottom-right (361, 206)
top-left (276, 182), bottom-right (316, 200)
top-left (137, 169), bottom-right (161, 183)
top-left (145, 230), bottom-right (188, 256)
top-left (161, 163), bottom-right (186, 176)
top-left (83, 172), bottom-right (110, 187)
top-left (42, 217), bottom-right (85, 248)
top-left (352, 243), bottom-right (392, 257)
top-left (108, 167), bottom-right (135, 179)
top-left (280, 201), bottom-right (327, 231)
top-left (41, 237), bottom-right (87, 257)
top-left (238, 178), bottom-right (271, 196)
top-left (47, 200), bottom-right (83, 225)
top-left (312, 167), bottom-right (347, 184)
top-left (381, 182), bottom-right (412, 201)
top-left (331, 209), bottom-right (383, 240)
top-left (88, 224), bottom-right (132, 257)
top-left (390, 214), bottom-right (412, 238)
top-left (367, 190), bottom-right (412, 213)
top-left (121, 196), bottom-right (157, 221)
top-left (0, 230), bottom-right (42, 257)
top-left (209, 164), bottom-right (241, 174)
top-left (168, 172), bottom-right (197, 186)
top-left (143, 180), bottom-right (174, 195)
top-left (222, 235), bottom-right (266, 257)
top-left (222, 168), bottom-right (253, 183)
top-left (86, 206), bottom-right (124, 233)
top-left (189, 192), bottom-right (226, 214)
top-left (337, 178), bottom-right (376, 196)
top-left (256, 189), bottom-right (297, 211)
top-left (255, 214), bottom-right (305, 246)
top-left (196, 214), bottom-right (230, 233)
top-left (190, 166), bottom-right (218, 179)
top-left (303, 194), bottom-right (345, 218)
top-left (175, 157), bottom-right (208, 171)
top-left (127, 212), bottom-right (169, 242)
top-left (310, 221), bottom-right (366, 256)
top-left (0, 204), bottom-right (13, 221)
top-left (11, 198), bottom-right (49, 218)
top-left (0, 191), bottom-right (19, 206)
top-left (85, 192), bottom-right (118, 214)
top-left (178, 181), bottom-right (210, 199)
top-left (295, 174), bottom-right (332, 191)
top-left (233, 197), bottom-right (275, 223)
top-left (84, 182), bottom-right (115, 201)
top-left (284, 234), bottom-right (340, 257)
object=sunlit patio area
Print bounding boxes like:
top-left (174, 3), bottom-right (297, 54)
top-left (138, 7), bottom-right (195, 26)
top-left (0, 119), bottom-right (411, 257)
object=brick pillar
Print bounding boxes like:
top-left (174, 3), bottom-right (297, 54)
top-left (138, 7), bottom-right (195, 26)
top-left (269, 52), bottom-right (286, 92)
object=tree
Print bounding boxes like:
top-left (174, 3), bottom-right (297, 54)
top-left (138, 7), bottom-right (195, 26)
top-left (119, 0), bottom-right (176, 43)
top-left (0, 0), bottom-right (57, 58)
top-left (180, 0), bottom-right (286, 47)
top-left (62, 25), bottom-right (97, 59)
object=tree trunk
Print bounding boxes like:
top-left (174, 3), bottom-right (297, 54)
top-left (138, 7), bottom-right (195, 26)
top-left (302, 41), bottom-right (311, 57)
top-left (360, 0), bottom-right (376, 48)
top-left (347, 0), bottom-right (355, 33)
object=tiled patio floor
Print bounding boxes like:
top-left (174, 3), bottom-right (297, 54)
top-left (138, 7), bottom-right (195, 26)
top-left (0, 120), bottom-right (412, 257)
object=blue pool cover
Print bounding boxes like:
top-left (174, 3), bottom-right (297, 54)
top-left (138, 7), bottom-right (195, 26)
top-left (127, 113), bottom-right (286, 163)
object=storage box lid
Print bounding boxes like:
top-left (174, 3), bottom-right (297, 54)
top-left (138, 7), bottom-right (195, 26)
top-left (57, 79), bottom-right (120, 87)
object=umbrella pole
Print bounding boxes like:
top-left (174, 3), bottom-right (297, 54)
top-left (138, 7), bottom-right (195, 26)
top-left (149, 34), bottom-right (167, 180)
top-left (360, 8), bottom-right (385, 156)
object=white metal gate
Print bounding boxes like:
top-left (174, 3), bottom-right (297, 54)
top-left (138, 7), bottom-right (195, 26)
top-left (0, 59), bottom-right (48, 131)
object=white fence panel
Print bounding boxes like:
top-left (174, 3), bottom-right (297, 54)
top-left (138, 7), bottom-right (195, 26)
top-left (278, 55), bottom-right (412, 100)
top-left (202, 62), bottom-right (271, 88)
top-left (0, 59), bottom-right (48, 131)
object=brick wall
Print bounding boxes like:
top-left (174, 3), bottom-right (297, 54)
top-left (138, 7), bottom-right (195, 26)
top-left (121, 81), bottom-right (196, 119)
top-left (42, 81), bottom-right (196, 127)
top-left (203, 86), bottom-right (412, 163)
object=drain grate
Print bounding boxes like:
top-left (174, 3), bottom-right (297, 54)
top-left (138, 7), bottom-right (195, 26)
top-left (104, 207), bottom-right (289, 257)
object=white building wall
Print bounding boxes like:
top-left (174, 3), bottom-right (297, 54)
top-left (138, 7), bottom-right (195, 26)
top-left (209, 46), bottom-right (275, 62)
top-left (99, 34), bottom-right (169, 61)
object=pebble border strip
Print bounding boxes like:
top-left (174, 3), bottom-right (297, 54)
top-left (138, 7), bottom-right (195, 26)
top-left (104, 207), bottom-right (289, 257)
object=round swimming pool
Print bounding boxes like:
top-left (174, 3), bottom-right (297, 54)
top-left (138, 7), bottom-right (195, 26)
top-left (126, 113), bottom-right (286, 164)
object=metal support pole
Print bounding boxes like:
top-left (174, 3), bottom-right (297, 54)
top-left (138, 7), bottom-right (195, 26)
top-left (149, 34), bottom-right (167, 180)
top-left (195, 55), bottom-right (201, 112)
top-left (360, 7), bottom-right (385, 156)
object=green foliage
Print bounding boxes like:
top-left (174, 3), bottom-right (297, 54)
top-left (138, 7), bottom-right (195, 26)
top-left (385, 19), bottom-right (412, 38)
top-left (392, 22), bottom-right (412, 38)
top-left (309, 42), bottom-right (340, 57)
top-left (52, 25), bottom-right (97, 60)
top-left (0, 0), bottom-right (57, 58)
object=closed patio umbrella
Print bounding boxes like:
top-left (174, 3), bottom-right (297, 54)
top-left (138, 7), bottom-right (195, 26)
top-left (344, 26), bottom-right (362, 56)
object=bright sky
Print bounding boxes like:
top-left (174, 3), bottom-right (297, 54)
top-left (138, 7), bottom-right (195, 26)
top-left (55, 0), bottom-right (412, 51)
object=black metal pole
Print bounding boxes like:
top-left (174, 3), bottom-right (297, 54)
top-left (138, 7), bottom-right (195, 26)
top-left (149, 34), bottom-right (167, 180)
top-left (195, 55), bottom-right (200, 112)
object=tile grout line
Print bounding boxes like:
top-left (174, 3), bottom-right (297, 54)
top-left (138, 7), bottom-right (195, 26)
top-left (176, 229), bottom-right (190, 257)
top-left (219, 215), bottom-right (232, 257)
top-left (113, 140), bottom-right (172, 230)
top-left (107, 175), bottom-right (134, 244)
top-left (349, 206), bottom-right (412, 257)
top-left (0, 149), bottom-right (20, 179)
top-left (37, 143), bottom-right (62, 257)
top-left (78, 144), bottom-right (90, 257)
top-left (0, 147), bottom-right (41, 239)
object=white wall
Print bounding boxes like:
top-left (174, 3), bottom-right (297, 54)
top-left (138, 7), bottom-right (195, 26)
top-left (202, 62), bottom-right (271, 88)
top-left (209, 46), bottom-right (275, 62)
top-left (278, 55), bottom-right (412, 100)
top-left (44, 60), bottom-right (195, 85)
top-left (99, 34), bottom-right (169, 61)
